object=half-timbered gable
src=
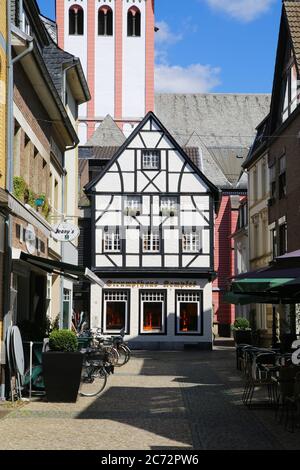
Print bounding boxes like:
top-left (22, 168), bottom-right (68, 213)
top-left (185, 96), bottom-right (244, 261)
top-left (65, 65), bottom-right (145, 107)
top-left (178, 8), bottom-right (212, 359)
top-left (86, 112), bottom-right (219, 276)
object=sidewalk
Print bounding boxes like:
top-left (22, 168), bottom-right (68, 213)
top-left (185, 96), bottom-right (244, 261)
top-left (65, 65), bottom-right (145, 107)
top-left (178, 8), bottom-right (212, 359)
top-left (0, 347), bottom-right (299, 450)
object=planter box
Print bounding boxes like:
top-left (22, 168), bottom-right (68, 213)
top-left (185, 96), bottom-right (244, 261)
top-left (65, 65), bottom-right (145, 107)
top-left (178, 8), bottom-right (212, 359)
top-left (233, 330), bottom-right (252, 345)
top-left (42, 352), bottom-right (83, 403)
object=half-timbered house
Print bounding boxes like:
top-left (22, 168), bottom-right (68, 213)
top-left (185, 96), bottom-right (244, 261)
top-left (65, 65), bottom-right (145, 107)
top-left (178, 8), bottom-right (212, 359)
top-left (85, 112), bottom-right (219, 349)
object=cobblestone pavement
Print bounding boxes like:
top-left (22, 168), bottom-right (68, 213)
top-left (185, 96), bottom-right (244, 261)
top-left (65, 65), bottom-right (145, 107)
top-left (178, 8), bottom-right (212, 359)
top-left (0, 346), bottom-right (300, 450)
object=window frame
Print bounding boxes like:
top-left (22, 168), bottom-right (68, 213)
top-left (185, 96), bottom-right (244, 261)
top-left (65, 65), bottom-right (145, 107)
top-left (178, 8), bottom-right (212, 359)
top-left (175, 290), bottom-right (203, 336)
top-left (159, 196), bottom-right (179, 217)
top-left (102, 289), bottom-right (130, 335)
top-left (182, 228), bottom-right (204, 254)
top-left (141, 150), bottom-right (161, 171)
top-left (125, 195), bottom-right (143, 217)
top-left (98, 6), bottom-right (113, 36)
top-left (127, 7), bottom-right (141, 37)
top-left (279, 155), bottom-right (287, 200)
top-left (141, 229), bottom-right (161, 254)
top-left (279, 223), bottom-right (287, 256)
top-left (69, 5), bottom-right (84, 36)
top-left (103, 227), bottom-right (122, 254)
top-left (139, 290), bottom-right (167, 336)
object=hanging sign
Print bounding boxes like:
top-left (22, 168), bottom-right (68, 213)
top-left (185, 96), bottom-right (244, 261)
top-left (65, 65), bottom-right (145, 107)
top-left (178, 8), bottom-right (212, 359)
top-left (51, 222), bottom-right (80, 242)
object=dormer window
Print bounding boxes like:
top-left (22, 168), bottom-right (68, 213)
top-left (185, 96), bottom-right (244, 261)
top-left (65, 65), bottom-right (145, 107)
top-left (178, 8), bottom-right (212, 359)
top-left (127, 7), bottom-right (141, 37)
top-left (98, 6), bottom-right (113, 36)
top-left (69, 5), bottom-right (84, 36)
top-left (280, 44), bottom-right (299, 123)
top-left (142, 150), bottom-right (160, 170)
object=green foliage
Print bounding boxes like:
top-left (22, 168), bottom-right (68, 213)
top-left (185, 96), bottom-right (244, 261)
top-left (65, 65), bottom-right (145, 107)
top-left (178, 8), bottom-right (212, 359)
top-left (41, 196), bottom-right (51, 220)
top-left (13, 177), bottom-right (27, 202)
top-left (232, 317), bottom-right (251, 331)
top-left (49, 329), bottom-right (78, 353)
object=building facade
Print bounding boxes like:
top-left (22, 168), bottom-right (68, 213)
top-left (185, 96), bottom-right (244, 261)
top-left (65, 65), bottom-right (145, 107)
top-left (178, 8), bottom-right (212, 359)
top-left (56, 0), bottom-right (155, 141)
top-left (0, 0), bottom-right (8, 392)
top-left (85, 112), bottom-right (219, 349)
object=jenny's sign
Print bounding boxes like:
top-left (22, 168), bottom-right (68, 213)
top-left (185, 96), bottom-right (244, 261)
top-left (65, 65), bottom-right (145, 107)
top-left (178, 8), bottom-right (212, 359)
top-left (51, 222), bottom-right (80, 242)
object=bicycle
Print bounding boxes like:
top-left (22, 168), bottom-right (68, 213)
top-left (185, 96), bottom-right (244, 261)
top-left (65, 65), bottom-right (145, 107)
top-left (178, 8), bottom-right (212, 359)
top-left (80, 348), bottom-right (114, 397)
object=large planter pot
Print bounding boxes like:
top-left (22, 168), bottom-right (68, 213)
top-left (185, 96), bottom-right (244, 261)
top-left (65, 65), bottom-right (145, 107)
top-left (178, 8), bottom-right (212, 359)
top-left (42, 352), bottom-right (83, 403)
top-left (233, 330), bottom-right (252, 345)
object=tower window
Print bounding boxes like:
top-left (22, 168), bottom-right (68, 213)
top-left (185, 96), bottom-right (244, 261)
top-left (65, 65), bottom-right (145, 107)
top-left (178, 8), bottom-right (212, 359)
top-left (98, 6), bottom-right (113, 36)
top-left (69, 5), bottom-right (84, 36)
top-left (127, 7), bottom-right (141, 37)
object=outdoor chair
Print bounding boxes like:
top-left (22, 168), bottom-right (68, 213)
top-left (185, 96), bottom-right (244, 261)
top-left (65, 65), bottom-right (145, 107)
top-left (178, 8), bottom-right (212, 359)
top-left (243, 352), bottom-right (277, 408)
top-left (284, 371), bottom-right (300, 433)
top-left (275, 365), bottom-right (299, 424)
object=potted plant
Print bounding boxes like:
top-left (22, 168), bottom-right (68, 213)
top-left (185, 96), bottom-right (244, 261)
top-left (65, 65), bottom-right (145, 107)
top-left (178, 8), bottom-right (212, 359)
top-left (232, 317), bottom-right (252, 345)
top-left (42, 329), bottom-right (83, 402)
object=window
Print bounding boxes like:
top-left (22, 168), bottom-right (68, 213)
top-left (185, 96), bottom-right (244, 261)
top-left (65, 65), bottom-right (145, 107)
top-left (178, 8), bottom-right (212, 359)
top-left (143, 230), bottom-right (160, 253)
top-left (160, 197), bottom-right (178, 217)
top-left (279, 155), bottom-right (287, 199)
top-left (98, 6), bottom-right (113, 36)
top-left (103, 290), bottom-right (129, 333)
top-left (176, 291), bottom-right (202, 335)
top-left (253, 167), bottom-right (258, 202)
top-left (279, 223), bottom-right (287, 256)
top-left (125, 196), bottom-right (142, 216)
top-left (142, 150), bottom-right (160, 170)
top-left (280, 47), bottom-right (299, 124)
top-left (127, 7), bottom-right (141, 37)
top-left (140, 291), bottom-right (166, 334)
top-left (271, 228), bottom-right (277, 259)
top-left (269, 164), bottom-right (276, 200)
top-left (238, 203), bottom-right (248, 230)
top-left (69, 5), bottom-right (84, 36)
top-left (182, 228), bottom-right (203, 253)
top-left (104, 228), bottom-right (121, 253)
top-left (261, 160), bottom-right (267, 197)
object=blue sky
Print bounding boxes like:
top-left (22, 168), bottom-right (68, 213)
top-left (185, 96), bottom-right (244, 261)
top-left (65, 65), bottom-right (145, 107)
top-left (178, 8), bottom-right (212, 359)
top-left (37, 0), bottom-right (282, 94)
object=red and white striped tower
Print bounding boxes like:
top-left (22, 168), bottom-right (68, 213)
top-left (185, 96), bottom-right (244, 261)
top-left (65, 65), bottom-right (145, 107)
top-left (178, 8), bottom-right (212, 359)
top-left (56, 0), bottom-right (155, 142)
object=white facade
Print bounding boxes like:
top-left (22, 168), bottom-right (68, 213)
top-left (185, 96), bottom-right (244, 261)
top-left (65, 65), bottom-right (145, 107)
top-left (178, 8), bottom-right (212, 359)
top-left (87, 113), bottom-right (217, 349)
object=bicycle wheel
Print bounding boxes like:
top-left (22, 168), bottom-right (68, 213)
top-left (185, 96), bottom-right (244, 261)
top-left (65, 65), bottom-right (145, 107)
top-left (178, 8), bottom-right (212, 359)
top-left (80, 363), bottom-right (107, 397)
top-left (122, 344), bottom-right (131, 364)
top-left (106, 346), bottom-right (119, 366)
top-left (115, 344), bottom-right (129, 367)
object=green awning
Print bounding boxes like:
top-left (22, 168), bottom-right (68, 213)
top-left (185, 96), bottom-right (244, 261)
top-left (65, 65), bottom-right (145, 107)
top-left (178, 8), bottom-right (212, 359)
top-left (223, 291), bottom-right (277, 305)
top-left (232, 277), bottom-right (294, 294)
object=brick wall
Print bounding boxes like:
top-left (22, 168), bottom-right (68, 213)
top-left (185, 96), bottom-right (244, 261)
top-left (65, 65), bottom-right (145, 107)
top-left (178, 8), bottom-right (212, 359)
top-left (268, 112), bottom-right (300, 252)
top-left (12, 215), bottom-right (48, 258)
top-left (213, 195), bottom-right (239, 334)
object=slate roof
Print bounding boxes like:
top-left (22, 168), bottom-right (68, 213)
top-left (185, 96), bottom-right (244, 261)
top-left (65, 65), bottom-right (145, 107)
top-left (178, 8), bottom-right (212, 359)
top-left (285, 1), bottom-right (300, 73)
top-left (79, 146), bottom-right (120, 160)
top-left (155, 93), bottom-right (271, 189)
top-left (85, 115), bottom-right (126, 147)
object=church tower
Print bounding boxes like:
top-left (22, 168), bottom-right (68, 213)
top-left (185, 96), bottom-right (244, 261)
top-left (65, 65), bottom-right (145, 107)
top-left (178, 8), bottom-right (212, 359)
top-left (56, 0), bottom-right (155, 143)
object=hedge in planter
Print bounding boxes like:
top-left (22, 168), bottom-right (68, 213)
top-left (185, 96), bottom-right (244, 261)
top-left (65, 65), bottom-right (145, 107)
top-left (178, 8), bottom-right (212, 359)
top-left (232, 318), bottom-right (252, 345)
top-left (42, 330), bottom-right (83, 403)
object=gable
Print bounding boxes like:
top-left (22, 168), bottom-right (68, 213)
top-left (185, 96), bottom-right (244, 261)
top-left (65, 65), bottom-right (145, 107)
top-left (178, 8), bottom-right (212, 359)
top-left (85, 112), bottom-right (219, 200)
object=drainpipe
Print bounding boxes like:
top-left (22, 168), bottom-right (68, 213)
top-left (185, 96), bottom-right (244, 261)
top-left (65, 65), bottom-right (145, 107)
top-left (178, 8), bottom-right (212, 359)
top-left (60, 63), bottom-right (79, 329)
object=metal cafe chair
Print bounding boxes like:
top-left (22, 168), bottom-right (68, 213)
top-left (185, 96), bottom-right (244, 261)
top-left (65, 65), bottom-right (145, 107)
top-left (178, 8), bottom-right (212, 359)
top-left (243, 352), bottom-right (278, 408)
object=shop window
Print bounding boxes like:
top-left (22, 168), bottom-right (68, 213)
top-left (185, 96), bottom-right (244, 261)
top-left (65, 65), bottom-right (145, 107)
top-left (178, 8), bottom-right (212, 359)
top-left (176, 291), bottom-right (202, 335)
top-left (142, 150), bottom-right (160, 170)
top-left (182, 228), bottom-right (203, 253)
top-left (69, 5), bottom-right (84, 36)
top-left (140, 291), bottom-right (166, 334)
top-left (142, 230), bottom-right (160, 253)
top-left (104, 290), bottom-right (129, 333)
top-left (98, 6), bottom-right (113, 36)
top-left (127, 7), bottom-right (141, 37)
top-left (103, 228), bottom-right (121, 253)
top-left (160, 197), bottom-right (178, 217)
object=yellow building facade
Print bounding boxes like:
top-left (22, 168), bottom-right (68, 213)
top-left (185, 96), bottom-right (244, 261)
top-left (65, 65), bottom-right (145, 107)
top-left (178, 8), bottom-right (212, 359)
top-left (0, 0), bottom-right (7, 190)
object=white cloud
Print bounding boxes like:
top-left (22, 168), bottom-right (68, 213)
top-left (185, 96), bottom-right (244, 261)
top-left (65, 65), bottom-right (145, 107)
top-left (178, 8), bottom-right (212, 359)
top-left (155, 21), bottom-right (183, 46)
top-left (155, 63), bottom-right (221, 93)
top-left (205, 0), bottom-right (276, 22)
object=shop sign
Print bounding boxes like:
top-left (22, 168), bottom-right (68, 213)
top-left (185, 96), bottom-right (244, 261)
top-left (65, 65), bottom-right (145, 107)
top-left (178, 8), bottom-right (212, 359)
top-left (51, 222), bottom-right (80, 242)
top-left (106, 280), bottom-right (198, 288)
top-left (25, 224), bottom-right (36, 255)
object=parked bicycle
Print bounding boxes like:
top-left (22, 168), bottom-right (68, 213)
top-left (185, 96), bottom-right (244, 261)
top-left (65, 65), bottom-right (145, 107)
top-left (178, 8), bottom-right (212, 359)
top-left (80, 347), bottom-right (114, 397)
